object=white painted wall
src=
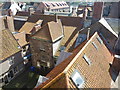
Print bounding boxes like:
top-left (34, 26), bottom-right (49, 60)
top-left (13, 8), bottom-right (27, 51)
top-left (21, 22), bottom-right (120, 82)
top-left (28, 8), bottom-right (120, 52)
top-left (52, 39), bottom-right (62, 56)
top-left (0, 60), bottom-right (10, 76)
top-left (10, 2), bottom-right (21, 15)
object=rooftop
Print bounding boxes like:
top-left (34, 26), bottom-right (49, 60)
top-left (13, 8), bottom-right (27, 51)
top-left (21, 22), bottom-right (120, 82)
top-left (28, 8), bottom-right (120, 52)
top-left (19, 22), bottom-right (36, 34)
top-left (36, 32), bottom-right (115, 88)
top-left (13, 31), bottom-right (28, 47)
top-left (31, 19), bottom-right (63, 43)
top-left (105, 18), bottom-right (120, 35)
top-left (40, 1), bottom-right (69, 10)
top-left (0, 29), bottom-right (21, 61)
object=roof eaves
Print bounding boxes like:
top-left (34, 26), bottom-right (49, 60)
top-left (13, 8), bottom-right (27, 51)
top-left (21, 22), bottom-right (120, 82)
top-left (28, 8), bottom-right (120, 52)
top-left (63, 32), bottom-right (98, 72)
top-left (52, 35), bottom-right (64, 43)
top-left (31, 37), bottom-right (51, 43)
top-left (99, 18), bottom-right (118, 38)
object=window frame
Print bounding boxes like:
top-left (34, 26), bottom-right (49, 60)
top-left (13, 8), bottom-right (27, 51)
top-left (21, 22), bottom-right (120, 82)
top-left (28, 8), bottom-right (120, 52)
top-left (96, 36), bottom-right (103, 44)
top-left (70, 69), bottom-right (85, 88)
top-left (92, 42), bottom-right (98, 50)
top-left (83, 54), bottom-right (91, 65)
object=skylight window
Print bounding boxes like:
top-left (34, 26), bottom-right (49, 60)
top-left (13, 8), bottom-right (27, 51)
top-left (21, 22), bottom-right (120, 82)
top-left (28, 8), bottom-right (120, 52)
top-left (51, 3), bottom-right (55, 7)
top-left (92, 42), bottom-right (98, 50)
top-left (97, 36), bottom-right (103, 44)
top-left (59, 3), bottom-right (62, 6)
top-left (70, 70), bottom-right (84, 88)
top-left (45, 3), bottom-right (50, 7)
top-left (56, 3), bottom-right (59, 6)
top-left (83, 54), bottom-right (91, 65)
top-left (62, 3), bottom-right (65, 6)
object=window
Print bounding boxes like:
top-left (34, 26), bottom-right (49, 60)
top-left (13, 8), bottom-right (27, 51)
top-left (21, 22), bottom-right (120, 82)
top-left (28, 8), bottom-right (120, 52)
top-left (14, 66), bottom-right (18, 74)
top-left (97, 36), bottom-right (103, 44)
top-left (56, 3), bottom-right (59, 6)
top-left (59, 46), bottom-right (66, 51)
top-left (47, 62), bottom-right (50, 67)
top-left (59, 3), bottom-right (62, 6)
top-left (62, 3), bottom-right (64, 6)
top-left (37, 61), bottom-right (40, 67)
top-left (70, 70), bottom-right (84, 88)
top-left (92, 42), bottom-right (98, 50)
top-left (45, 3), bottom-right (50, 7)
top-left (17, 46), bottom-right (21, 49)
top-left (9, 57), bottom-right (14, 65)
top-left (51, 3), bottom-right (55, 7)
top-left (83, 54), bottom-right (91, 65)
top-left (0, 78), bottom-right (4, 83)
top-left (8, 70), bottom-right (14, 79)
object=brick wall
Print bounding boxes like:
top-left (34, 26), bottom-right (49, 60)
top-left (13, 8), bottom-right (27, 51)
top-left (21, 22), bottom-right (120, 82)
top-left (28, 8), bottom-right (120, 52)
top-left (29, 38), bottom-right (54, 68)
top-left (66, 34), bottom-right (114, 88)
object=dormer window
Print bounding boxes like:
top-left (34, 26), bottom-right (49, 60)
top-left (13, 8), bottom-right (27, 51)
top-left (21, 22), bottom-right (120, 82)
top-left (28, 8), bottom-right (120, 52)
top-left (45, 3), bottom-right (50, 7)
top-left (59, 3), bottom-right (62, 6)
top-left (17, 46), bottom-right (21, 49)
top-left (70, 70), bottom-right (84, 88)
top-left (56, 3), bottom-right (59, 6)
top-left (51, 3), bottom-right (55, 7)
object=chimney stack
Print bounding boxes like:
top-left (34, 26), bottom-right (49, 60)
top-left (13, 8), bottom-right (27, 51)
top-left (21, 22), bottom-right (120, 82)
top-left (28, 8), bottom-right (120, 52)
top-left (55, 14), bottom-right (58, 22)
top-left (87, 28), bottom-right (90, 41)
top-left (112, 55), bottom-right (120, 72)
top-left (92, 2), bottom-right (104, 24)
top-left (114, 33), bottom-right (120, 55)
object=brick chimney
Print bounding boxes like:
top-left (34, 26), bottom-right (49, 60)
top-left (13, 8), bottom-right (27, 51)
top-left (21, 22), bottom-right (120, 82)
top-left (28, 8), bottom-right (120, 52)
top-left (92, 2), bottom-right (104, 24)
top-left (114, 33), bottom-right (120, 55)
top-left (111, 33), bottom-right (120, 73)
top-left (112, 55), bottom-right (120, 72)
top-left (55, 14), bottom-right (58, 22)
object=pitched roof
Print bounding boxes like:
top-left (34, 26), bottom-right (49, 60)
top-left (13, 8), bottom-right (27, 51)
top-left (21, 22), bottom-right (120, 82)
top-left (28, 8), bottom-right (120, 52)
top-left (27, 14), bottom-right (83, 28)
top-left (13, 31), bottom-right (28, 47)
top-left (99, 18), bottom-right (118, 37)
top-left (40, 1), bottom-right (69, 10)
top-left (19, 19), bottom-right (43, 34)
top-left (55, 26), bottom-right (79, 56)
top-left (0, 29), bottom-right (21, 60)
top-left (19, 22), bottom-right (36, 34)
top-left (31, 20), bottom-right (63, 43)
top-left (36, 32), bottom-right (115, 88)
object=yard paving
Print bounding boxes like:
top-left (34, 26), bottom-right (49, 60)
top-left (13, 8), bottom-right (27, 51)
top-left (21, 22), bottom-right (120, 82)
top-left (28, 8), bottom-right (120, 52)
top-left (3, 68), bottom-right (39, 89)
